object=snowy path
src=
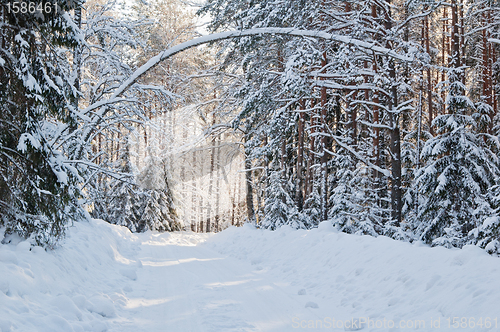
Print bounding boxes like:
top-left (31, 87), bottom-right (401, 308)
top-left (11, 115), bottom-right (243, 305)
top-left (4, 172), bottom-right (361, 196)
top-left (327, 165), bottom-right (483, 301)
top-left (2, 220), bottom-right (500, 332)
top-left (111, 232), bottom-right (315, 331)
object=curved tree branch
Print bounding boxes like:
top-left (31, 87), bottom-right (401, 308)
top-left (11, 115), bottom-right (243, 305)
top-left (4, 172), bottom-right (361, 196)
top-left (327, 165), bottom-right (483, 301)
top-left (76, 27), bottom-right (413, 158)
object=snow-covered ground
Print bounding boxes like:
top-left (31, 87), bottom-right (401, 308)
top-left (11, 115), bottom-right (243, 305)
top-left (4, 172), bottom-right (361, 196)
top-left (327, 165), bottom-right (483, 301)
top-left (1, 220), bottom-right (499, 331)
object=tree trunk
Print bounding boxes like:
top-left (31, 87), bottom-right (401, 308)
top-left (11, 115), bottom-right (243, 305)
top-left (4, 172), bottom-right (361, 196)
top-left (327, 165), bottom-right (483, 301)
top-left (71, 1), bottom-right (82, 128)
top-left (281, 134), bottom-right (286, 177)
top-left (483, 9), bottom-right (495, 131)
top-left (451, 0), bottom-right (461, 70)
top-left (448, 0), bottom-right (462, 116)
top-left (320, 52), bottom-right (328, 221)
top-left (206, 115), bottom-right (216, 233)
top-left (297, 100), bottom-right (305, 210)
top-left (425, 12), bottom-right (434, 136)
top-left (306, 98), bottom-right (317, 197)
top-left (191, 122), bottom-right (198, 232)
top-left (363, 61), bottom-right (370, 134)
top-left (442, 6), bottom-right (448, 115)
top-left (385, 6), bottom-right (402, 226)
top-left (215, 134), bottom-right (221, 232)
top-left (372, 59), bottom-right (380, 176)
top-left (492, 15), bottom-right (497, 119)
top-left (244, 141), bottom-right (255, 223)
top-left (207, 143), bottom-right (215, 233)
top-left (349, 91), bottom-right (358, 146)
top-left (460, 3), bottom-right (465, 87)
top-left (372, 4), bottom-right (381, 184)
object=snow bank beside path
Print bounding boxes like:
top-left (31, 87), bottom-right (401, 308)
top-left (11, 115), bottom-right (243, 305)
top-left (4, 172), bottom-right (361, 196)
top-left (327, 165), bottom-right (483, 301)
top-left (0, 219), bottom-right (142, 332)
top-left (204, 222), bottom-right (500, 331)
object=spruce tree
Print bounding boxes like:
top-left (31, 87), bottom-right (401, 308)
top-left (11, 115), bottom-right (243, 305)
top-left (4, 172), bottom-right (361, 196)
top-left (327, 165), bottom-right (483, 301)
top-left (414, 63), bottom-right (499, 247)
top-left (136, 146), bottom-right (180, 232)
top-left (0, 1), bottom-right (84, 247)
top-left (262, 166), bottom-right (305, 230)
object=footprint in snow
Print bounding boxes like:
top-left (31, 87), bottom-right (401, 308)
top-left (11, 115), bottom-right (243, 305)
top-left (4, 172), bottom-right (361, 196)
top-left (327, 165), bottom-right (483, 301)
top-left (119, 267), bottom-right (137, 281)
top-left (305, 301), bottom-right (319, 309)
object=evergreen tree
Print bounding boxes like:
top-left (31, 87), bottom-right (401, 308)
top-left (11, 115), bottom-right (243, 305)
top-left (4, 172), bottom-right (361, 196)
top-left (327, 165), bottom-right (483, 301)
top-left (414, 76), bottom-right (499, 247)
top-left (0, 1), bottom-right (84, 247)
top-left (136, 148), bottom-right (180, 232)
top-left (262, 166), bottom-right (305, 230)
top-left (96, 143), bottom-right (180, 233)
top-left (329, 153), bottom-right (380, 236)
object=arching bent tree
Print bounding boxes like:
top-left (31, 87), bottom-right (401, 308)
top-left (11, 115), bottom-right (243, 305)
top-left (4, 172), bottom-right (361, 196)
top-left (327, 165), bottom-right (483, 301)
top-left (71, 28), bottom-right (414, 231)
top-left (77, 28), bottom-right (411, 137)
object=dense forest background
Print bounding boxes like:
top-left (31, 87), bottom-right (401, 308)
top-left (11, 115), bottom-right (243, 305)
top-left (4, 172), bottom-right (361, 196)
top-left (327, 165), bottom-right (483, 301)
top-left (1, 0), bottom-right (500, 255)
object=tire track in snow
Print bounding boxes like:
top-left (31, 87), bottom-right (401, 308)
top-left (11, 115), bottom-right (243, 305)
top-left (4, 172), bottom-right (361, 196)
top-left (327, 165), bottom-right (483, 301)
top-left (111, 232), bottom-right (322, 331)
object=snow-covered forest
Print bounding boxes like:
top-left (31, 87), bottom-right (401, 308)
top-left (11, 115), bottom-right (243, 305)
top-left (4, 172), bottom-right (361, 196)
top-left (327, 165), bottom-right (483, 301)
top-left (2, 0), bottom-right (500, 330)
top-left (2, 0), bottom-right (500, 253)
top-left (197, 0), bottom-right (500, 254)
top-left (0, 0), bottom-right (249, 244)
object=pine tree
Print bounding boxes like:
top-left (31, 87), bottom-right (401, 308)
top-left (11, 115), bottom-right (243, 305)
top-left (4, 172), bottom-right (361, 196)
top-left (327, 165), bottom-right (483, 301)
top-left (0, 1), bottom-right (84, 247)
top-left (96, 143), bottom-right (180, 232)
top-left (476, 187), bottom-right (500, 254)
top-left (136, 146), bottom-right (180, 232)
top-left (262, 166), bottom-right (305, 230)
top-left (414, 111), bottom-right (498, 247)
top-left (329, 151), bottom-right (380, 236)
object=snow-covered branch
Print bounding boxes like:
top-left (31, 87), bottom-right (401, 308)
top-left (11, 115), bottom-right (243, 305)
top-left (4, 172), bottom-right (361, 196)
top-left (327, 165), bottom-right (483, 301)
top-left (77, 27), bottom-right (413, 157)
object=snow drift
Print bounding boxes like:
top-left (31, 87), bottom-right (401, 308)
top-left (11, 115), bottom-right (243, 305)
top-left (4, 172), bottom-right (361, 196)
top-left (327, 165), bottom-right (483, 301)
top-left (205, 222), bottom-right (500, 331)
top-left (0, 220), bottom-right (142, 332)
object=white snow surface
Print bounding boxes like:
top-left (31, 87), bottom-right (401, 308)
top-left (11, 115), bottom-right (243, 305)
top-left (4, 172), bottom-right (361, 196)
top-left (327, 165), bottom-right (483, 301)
top-left (1, 219), bottom-right (499, 331)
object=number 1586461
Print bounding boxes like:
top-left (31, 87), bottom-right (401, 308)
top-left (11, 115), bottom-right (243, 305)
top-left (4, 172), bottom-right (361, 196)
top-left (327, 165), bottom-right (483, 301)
top-left (6, 2), bottom-right (58, 15)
